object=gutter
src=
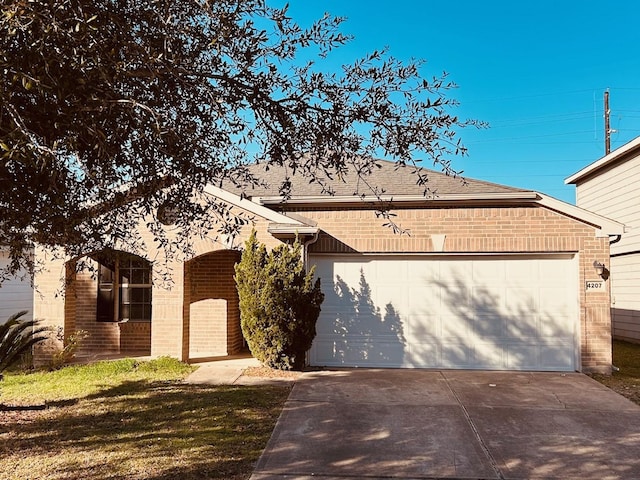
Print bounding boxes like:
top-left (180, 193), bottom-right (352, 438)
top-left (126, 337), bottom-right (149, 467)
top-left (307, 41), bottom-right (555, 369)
top-left (303, 231), bottom-right (320, 273)
top-left (266, 224), bottom-right (320, 236)
top-left (255, 191), bottom-right (539, 206)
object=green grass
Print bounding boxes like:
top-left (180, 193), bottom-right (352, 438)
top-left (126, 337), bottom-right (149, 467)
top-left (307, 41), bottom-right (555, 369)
top-left (592, 340), bottom-right (640, 406)
top-left (0, 358), bottom-right (291, 480)
top-left (1, 357), bottom-right (194, 405)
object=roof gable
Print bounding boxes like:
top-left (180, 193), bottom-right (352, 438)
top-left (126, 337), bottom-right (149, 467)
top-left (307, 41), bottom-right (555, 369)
top-left (565, 136), bottom-right (640, 185)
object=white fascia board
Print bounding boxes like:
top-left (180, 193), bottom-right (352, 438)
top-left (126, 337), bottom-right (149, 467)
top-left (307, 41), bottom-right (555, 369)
top-left (267, 224), bottom-right (319, 236)
top-left (565, 136), bottom-right (640, 184)
top-left (203, 184), bottom-right (307, 225)
top-left (255, 192), bottom-right (539, 205)
top-left (536, 193), bottom-right (625, 237)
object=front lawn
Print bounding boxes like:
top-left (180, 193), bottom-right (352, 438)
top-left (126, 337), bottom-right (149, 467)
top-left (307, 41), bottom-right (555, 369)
top-left (592, 339), bottom-right (640, 406)
top-left (0, 358), bottom-right (290, 480)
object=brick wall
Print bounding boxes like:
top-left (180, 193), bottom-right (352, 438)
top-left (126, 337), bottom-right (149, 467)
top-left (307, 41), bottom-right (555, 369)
top-left (294, 204), bottom-right (612, 373)
top-left (183, 250), bottom-right (242, 360)
top-left (32, 247), bottom-right (67, 365)
top-left (32, 202), bottom-right (613, 372)
top-left (119, 322), bottom-right (152, 353)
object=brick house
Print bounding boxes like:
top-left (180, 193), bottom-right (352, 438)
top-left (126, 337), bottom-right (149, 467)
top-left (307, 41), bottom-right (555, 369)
top-left (33, 161), bottom-right (623, 373)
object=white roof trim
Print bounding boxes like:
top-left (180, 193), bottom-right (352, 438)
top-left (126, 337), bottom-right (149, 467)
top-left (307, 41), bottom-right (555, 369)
top-left (565, 136), bottom-right (640, 184)
top-left (203, 185), bottom-right (307, 225)
top-left (207, 185), bottom-right (624, 238)
top-left (255, 192), bottom-right (538, 205)
top-left (267, 224), bottom-right (320, 236)
top-left (536, 193), bottom-right (625, 237)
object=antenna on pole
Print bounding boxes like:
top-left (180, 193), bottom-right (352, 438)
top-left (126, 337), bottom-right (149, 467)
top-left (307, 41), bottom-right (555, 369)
top-left (604, 89), bottom-right (611, 155)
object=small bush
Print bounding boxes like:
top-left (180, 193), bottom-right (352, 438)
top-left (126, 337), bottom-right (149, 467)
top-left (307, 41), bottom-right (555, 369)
top-left (49, 328), bottom-right (90, 370)
top-left (235, 231), bottom-right (324, 370)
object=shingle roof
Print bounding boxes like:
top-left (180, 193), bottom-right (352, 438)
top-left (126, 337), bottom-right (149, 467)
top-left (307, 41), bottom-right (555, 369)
top-left (224, 159), bottom-right (528, 199)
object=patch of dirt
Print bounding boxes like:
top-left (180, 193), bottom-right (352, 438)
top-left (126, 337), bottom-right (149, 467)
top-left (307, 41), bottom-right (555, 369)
top-left (242, 366), bottom-right (302, 380)
top-left (591, 374), bottom-right (640, 406)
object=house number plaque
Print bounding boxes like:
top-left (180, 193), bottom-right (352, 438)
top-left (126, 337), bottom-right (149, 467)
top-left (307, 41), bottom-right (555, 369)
top-left (585, 280), bottom-right (605, 291)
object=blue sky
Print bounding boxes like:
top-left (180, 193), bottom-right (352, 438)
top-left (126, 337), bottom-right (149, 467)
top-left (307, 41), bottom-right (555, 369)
top-left (285, 1), bottom-right (640, 204)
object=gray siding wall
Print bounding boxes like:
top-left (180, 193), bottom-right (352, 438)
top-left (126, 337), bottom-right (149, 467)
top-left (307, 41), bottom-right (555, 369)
top-left (575, 153), bottom-right (640, 342)
top-left (576, 154), bottom-right (640, 255)
top-left (611, 253), bottom-right (640, 343)
top-left (0, 250), bottom-right (34, 324)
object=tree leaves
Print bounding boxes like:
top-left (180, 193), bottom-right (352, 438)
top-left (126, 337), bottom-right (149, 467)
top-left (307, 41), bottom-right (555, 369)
top-left (0, 0), bottom-right (479, 279)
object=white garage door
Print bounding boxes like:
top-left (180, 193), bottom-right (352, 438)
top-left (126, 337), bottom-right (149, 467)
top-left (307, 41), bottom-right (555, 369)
top-left (309, 255), bottom-right (578, 371)
top-left (0, 250), bottom-right (34, 324)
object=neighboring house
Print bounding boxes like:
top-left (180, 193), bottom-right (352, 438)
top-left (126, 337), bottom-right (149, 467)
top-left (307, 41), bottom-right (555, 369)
top-left (33, 161), bottom-right (623, 373)
top-left (0, 248), bottom-right (34, 324)
top-left (566, 136), bottom-right (640, 344)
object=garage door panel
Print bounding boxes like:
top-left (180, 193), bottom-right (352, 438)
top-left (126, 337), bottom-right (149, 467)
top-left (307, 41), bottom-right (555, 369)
top-left (473, 314), bottom-right (508, 338)
top-left (406, 343), bottom-right (439, 367)
top-left (539, 313), bottom-right (572, 338)
top-left (440, 343), bottom-right (472, 368)
top-left (540, 345), bottom-right (574, 370)
top-left (406, 314), bottom-right (440, 339)
top-left (441, 314), bottom-right (473, 340)
top-left (539, 259), bottom-right (572, 285)
top-left (372, 285), bottom-right (406, 313)
top-left (407, 286), bottom-right (440, 313)
top-left (310, 255), bottom-right (577, 371)
top-left (506, 344), bottom-right (539, 369)
top-left (408, 260), bottom-right (440, 282)
top-left (318, 313), bottom-right (399, 336)
top-left (504, 259), bottom-right (537, 285)
top-left (471, 343), bottom-right (505, 369)
top-left (473, 260), bottom-right (505, 282)
top-left (539, 287), bottom-right (573, 313)
top-left (505, 287), bottom-right (538, 314)
top-left (439, 261), bottom-right (472, 283)
top-left (312, 337), bottom-right (405, 367)
top-left (439, 287), bottom-right (471, 317)
top-left (505, 315), bottom-right (540, 339)
top-left (472, 286), bottom-right (506, 315)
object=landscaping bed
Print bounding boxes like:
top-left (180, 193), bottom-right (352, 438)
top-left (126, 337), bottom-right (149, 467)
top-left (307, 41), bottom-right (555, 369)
top-left (591, 339), bottom-right (640, 406)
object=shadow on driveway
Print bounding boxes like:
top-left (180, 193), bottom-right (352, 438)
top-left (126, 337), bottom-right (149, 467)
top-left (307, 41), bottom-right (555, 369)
top-left (251, 370), bottom-right (640, 480)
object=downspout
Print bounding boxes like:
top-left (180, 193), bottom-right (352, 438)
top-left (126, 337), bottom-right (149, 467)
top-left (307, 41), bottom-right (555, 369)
top-left (303, 231), bottom-right (320, 273)
top-left (302, 231), bottom-right (320, 369)
top-left (608, 234), bottom-right (622, 373)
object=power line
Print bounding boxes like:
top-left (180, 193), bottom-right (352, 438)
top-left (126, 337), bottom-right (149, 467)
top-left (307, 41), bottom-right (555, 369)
top-left (467, 130), bottom-right (594, 143)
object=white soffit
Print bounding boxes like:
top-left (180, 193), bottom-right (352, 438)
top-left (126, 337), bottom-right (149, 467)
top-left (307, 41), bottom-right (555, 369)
top-left (209, 185), bottom-right (624, 238)
top-left (203, 184), bottom-right (310, 226)
top-left (536, 194), bottom-right (625, 237)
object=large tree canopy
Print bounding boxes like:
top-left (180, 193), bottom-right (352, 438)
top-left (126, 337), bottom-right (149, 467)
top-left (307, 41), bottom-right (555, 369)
top-left (1, 0), bottom-right (479, 278)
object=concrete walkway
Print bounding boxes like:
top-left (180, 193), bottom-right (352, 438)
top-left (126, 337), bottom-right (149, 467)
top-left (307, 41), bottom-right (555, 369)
top-left (251, 369), bottom-right (640, 480)
top-left (185, 355), bottom-right (262, 385)
top-left (185, 355), bottom-right (300, 386)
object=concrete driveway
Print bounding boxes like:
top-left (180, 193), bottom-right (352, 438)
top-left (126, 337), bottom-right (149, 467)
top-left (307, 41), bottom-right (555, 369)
top-left (251, 370), bottom-right (640, 480)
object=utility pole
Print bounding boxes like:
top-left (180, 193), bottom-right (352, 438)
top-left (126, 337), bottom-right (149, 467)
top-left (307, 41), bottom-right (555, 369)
top-left (604, 89), bottom-right (611, 155)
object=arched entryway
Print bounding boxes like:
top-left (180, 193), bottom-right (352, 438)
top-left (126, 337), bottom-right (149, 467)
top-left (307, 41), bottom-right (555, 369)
top-left (183, 249), bottom-right (243, 361)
